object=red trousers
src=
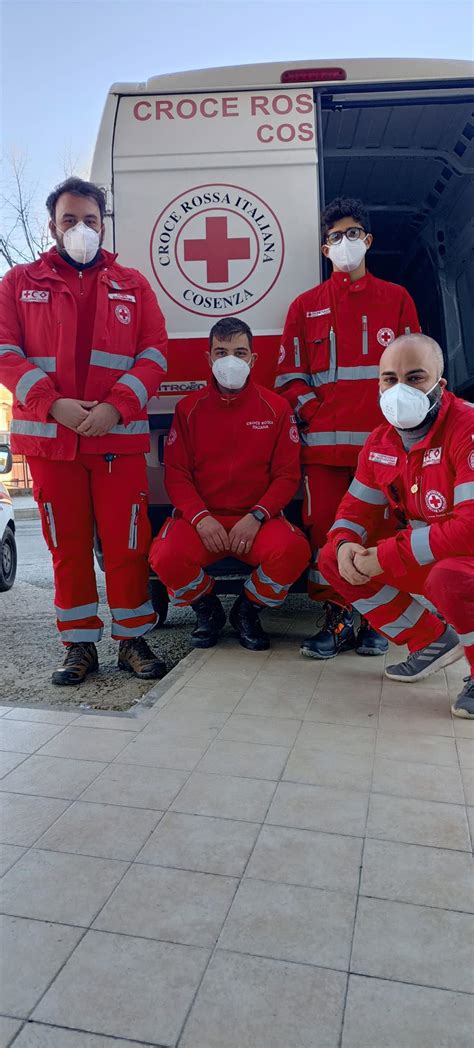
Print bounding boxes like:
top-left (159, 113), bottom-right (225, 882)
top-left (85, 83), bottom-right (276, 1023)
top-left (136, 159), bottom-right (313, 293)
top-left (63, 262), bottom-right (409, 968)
top-left (318, 543), bottom-right (474, 671)
top-left (150, 515), bottom-right (310, 608)
top-left (28, 453), bottom-right (156, 644)
top-left (303, 464), bottom-right (355, 602)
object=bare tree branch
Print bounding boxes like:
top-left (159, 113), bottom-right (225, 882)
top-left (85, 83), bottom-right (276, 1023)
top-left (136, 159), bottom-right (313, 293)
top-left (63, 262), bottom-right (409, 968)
top-left (0, 152), bottom-right (51, 269)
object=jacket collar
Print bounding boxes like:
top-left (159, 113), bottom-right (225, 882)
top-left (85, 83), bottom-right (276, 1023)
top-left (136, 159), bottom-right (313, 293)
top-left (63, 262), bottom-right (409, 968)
top-left (330, 269), bottom-right (371, 293)
top-left (26, 248), bottom-right (140, 289)
top-left (208, 375), bottom-right (255, 408)
top-left (386, 391), bottom-right (453, 452)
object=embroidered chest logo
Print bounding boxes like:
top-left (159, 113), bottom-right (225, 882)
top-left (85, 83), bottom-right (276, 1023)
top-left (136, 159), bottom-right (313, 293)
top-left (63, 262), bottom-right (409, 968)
top-left (278, 345), bottom-right (286, 364)
top-left (289, 424), bottom-right (299, 444)
top-left (468, 451), bottom-right (474, 470)
top-left (115, 304), bottom-right (131, 325)
top-left (166, 428), bottom-right (177, 446)
top-left (20, 290), bottom-right (49, 302)
top-left (425, 489), bottom-right (447, 513)
top-left (376, 327), bottom-right (395, 347)
top-left (423, 447), bottom-right (442, 467)
top-left (306, 307), bottom-right (331, 318)
top-left (246, 419), bottom-right (274, 430)
top-left (369, 451), bottom-right (398, 466)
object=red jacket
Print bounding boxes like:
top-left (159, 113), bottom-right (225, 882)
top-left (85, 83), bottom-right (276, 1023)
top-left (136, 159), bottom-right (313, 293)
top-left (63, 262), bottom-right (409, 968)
top-left (328, 391), bottom-right (474, 577)
top-left (275, 271), bottom-right (420, 467)
top-left (164, 379), bottom-right (301, 524)
top-left (0, 248), bottom-right (168, 459)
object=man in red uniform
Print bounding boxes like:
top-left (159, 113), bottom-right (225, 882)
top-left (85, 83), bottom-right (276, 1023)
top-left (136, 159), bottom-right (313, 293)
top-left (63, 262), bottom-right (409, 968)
top-left (0, 177), bottom-right (168, 685)
top-left (276, 197), bottom-right (420, 659)
top-left (318, 333), bottom-right (474, 718)
top-left (150, 317), bottom-right (310, 650)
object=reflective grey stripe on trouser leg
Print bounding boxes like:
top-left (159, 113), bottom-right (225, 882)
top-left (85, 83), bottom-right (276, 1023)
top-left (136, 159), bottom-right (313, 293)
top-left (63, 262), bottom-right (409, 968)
top-left (59, 627), bottom-right (103, 642)
top-left (55, 602), bottom-right (99, 621)
top-left (110, 600), bottom-right (156, 637)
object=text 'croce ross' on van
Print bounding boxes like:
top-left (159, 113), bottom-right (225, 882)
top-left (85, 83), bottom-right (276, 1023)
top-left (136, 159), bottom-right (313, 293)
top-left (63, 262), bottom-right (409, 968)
top-left (91, 58), bottom-right (474, 545)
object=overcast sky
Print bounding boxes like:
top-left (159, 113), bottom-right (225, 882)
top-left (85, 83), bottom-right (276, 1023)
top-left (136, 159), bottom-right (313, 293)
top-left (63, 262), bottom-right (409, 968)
top-left (1, 0), bottom-right (473, 221)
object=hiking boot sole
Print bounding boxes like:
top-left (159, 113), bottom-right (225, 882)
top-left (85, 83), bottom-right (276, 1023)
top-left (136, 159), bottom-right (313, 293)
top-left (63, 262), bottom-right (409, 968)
top-left (356, 644), bottom-right (388, 657)
top-left (51, 661), bottom-right (98, 686)
top-left (236, 635), bottom-right (270, 651)
top-left (191, 634), bottom-right (220, 649)
top-left (118, 660), bottom-right (167, 680)
top-left (385, 643), bottom-right (464, 682)
top-left (300, 639), bottom-right (356, 660)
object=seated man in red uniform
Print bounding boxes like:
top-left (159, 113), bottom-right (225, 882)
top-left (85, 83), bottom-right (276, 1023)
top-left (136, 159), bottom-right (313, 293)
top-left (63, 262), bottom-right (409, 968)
top-left (276, 197), bottom-right (420, 659)
top-left (318, 333), bottom-right (474, 718)
top-left (150, 317), bottom-right (310, 650)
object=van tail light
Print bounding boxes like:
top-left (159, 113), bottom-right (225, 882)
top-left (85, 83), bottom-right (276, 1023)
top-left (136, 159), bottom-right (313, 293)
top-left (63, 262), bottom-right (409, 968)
top-left (281, 67), bottom-right (347, 83)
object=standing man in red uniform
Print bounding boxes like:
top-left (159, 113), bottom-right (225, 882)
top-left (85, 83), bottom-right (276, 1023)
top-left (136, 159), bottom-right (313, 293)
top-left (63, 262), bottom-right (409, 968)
top-left (0, 177), bottom-right (168, 685)
top-left (150, 318), bottom-right (310, 651)
top-left (317, 333), bottom-right (474, 718)
top-left (276, 197), bottom-right (420, 659)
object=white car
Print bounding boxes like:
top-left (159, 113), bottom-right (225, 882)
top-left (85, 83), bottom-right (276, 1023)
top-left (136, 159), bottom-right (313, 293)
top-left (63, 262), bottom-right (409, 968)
top-left (0, 444), bottom-right (16, 591)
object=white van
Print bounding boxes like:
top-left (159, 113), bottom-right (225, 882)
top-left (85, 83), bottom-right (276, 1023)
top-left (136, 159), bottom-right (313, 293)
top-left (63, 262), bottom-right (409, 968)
top-left (91, 58), bottom-right (474, 617)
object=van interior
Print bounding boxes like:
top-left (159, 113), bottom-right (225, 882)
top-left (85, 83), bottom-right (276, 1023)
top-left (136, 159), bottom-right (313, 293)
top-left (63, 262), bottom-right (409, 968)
top-left (321, 92), bottom-right (474, 398)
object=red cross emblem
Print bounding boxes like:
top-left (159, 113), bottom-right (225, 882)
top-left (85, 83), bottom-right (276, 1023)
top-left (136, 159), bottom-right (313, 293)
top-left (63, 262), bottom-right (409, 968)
top-left (115, 304), bottom-right (131, 325)
top-left (425, 489), bottom-right (447, 513)
top-left (377, 326), bottom-right (395, 347)
top-left (183, 216), bottom-right (251, 283)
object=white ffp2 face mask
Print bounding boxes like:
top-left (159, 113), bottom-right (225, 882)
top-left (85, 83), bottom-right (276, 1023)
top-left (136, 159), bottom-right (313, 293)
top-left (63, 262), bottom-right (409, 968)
top-left (62, 222), bottom-right (100, 264)
top-left (212, 356), bottom-right (250, 390)
top-left (327, 236), bottom-right (368, 273)
top-left (379, 382), bottom-right (439, 429)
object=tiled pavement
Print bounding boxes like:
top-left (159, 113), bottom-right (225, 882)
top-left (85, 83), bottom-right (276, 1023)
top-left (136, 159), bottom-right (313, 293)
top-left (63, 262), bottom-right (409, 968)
top-left (0, 611), bottom-right (473, 1048)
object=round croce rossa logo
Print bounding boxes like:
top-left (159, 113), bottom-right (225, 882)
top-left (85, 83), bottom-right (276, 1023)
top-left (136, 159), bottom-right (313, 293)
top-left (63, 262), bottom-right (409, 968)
top-left (425, 489), bottom-right (447, 513)
top-left (150, 183), bottom-right (284, 317)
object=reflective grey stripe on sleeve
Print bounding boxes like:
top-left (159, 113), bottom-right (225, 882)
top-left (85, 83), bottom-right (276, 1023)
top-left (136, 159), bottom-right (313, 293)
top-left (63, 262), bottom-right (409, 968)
top-left (453, 483), bottom-right (474, 505)
top-left (255, 566), bottom-right (289, 595)
top-left (410, 526), bottom-right (435, 565)
top-left (275, 372), bottom-right (311, 388)
top-left (90, 350), bottom-right (134, 370)
top-left (409, 519), bottom-right (426, 530)
top-left (353, 585), bottom-right (399, 616)
top-left (309, 567), bottom-right (329, 586)
top-left (55, 602), bottom-right (98, 621)
top-left (10, 420), bottom-right (57, 437)
top-left (329, 518), bottom-right (368, 542)
top-left (0, 344), bottom-right (25, 358)
top-left (297, 392), bottom-right (318, 408)
top-left (110, 421), bottom-right (150, 435)
top-left (135, 347), bottom-right (167, 371)
top-left (381, 599), bottom-right (426, 638)
top-left (303, 431), bottom-right (371, 447)
top-left (16, 368), bottom-right (47, 404)
top-left (348, 479), bottom-right (389, 505)
top-left (110, 600), bottom-right (155, 621)
top-left (60, 627), bottom-right (104, 642)
top-left (116, 373), bottom-right (148, 408)
top-left (458, 629), bottom-right (474, 645)
top-left (110, 280), bottom-right (121, 289)
top-left (29, 356), bottom-right (56, 372)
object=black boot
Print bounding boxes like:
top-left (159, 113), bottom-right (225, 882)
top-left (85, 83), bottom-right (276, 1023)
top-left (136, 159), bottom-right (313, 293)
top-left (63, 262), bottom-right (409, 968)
top-left (356, 617), bottom-right (388, 656)
top-left (300, 602), bottom-right (356, 660)
top-left (191, 592), bottom-right (226, 648)
top-left (51, 642), bottom-right (98, 686)
top-left (229, 593), bottom-right (270, 651)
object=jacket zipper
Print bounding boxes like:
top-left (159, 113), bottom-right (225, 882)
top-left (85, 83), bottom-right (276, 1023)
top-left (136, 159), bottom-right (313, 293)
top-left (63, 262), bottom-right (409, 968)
top-left (304, 474), bottom-right (312, 517)
top-left (78, 270), bottom-right (84, 296)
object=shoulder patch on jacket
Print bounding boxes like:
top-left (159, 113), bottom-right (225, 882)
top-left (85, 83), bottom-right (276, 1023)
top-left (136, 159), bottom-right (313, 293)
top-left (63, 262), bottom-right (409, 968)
top-left (306, 307), bottom-right (331, 318)
top-left (369, 451), bottom-right (398, 465)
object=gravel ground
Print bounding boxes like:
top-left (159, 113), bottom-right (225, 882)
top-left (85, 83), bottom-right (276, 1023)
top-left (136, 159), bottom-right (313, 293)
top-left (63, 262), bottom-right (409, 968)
top-left (2, 519), bottom-right (316, 711)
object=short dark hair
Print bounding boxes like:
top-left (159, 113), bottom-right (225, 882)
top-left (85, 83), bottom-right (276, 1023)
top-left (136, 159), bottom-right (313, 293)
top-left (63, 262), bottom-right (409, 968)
top-left (45, 177), bottom-right (106, 222)
top-left (321, 197), bottom-right (370, 241)
top-left (209, 317), bottom-right (253, 348)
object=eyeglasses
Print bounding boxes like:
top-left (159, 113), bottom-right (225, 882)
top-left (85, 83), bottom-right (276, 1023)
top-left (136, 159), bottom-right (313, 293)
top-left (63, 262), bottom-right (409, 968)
top-left (325, 226), bottom-right (367, 246)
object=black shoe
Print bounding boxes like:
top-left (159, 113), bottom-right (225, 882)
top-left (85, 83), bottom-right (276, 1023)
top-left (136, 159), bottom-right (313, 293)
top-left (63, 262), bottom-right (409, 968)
top-left (300, 602), bottom-right (356, 660)
top-left (356, 618), bottom-right (389, 657)
top-left (118, 637), bottom-right (167, 679)
top-left (191, 593), bottom-right (226, 649)
top-left (229, 593), bottom-right (270, 651)
top-left (52, 642), bottom-right (98, 686)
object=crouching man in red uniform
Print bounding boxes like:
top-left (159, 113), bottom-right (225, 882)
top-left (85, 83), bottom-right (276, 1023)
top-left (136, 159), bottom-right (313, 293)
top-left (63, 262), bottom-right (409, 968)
top-left (0, 177), bottom-right (168, 685)
top-left (276, 197), bottom-right (420, 659)
top-left (150, 318), bottom-right (310, 651)
top-left (318, 333), bottom-right (474, 718)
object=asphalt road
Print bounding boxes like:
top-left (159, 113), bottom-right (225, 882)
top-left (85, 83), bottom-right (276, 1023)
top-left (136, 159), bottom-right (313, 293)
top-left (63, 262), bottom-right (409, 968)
top-left (2, 519), bottom-right (316, 711)
top-left (1, 519), bottom-right (196, 711)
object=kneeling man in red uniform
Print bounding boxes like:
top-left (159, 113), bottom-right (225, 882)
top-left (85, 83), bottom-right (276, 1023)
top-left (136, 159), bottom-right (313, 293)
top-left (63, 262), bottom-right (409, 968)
top-left (150, 318), bottom-right (310, 650)
top-left (318, 333), bottom-right (474, 718)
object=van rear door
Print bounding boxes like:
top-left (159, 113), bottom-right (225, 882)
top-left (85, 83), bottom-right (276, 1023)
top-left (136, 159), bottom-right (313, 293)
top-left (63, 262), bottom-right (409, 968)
top-left (111, 88), bottom-right (320, 399)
